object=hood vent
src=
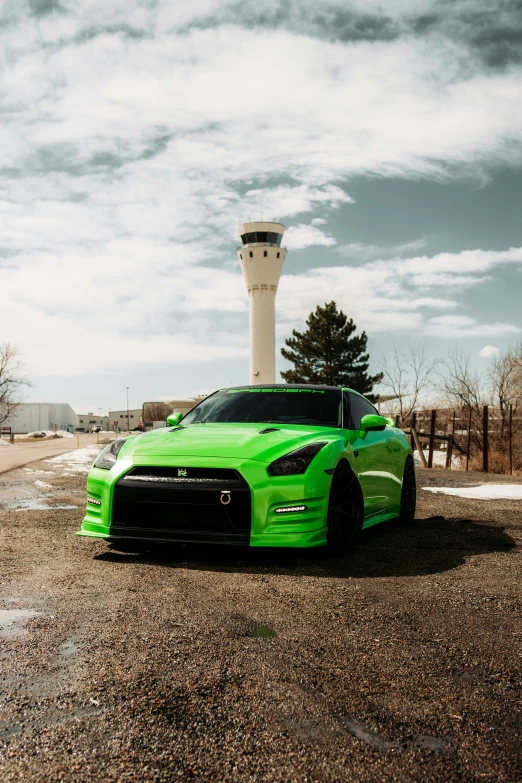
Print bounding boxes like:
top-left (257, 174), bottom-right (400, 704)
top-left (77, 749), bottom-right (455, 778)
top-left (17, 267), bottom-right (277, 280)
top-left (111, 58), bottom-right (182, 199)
top-left (259, 427), bottom-right (280, 434)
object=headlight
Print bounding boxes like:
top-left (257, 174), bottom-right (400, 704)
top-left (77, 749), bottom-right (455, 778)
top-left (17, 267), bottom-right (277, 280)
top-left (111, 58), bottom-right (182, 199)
top-left (93, 438), bottom-right (128, 470)
top-left (267, 442), bottom-right (326, 476)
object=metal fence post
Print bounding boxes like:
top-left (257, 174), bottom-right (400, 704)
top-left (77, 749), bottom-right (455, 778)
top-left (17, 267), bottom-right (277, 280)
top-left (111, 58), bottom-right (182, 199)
top-left (483, 405), bottom-right (489, 473)
top-left (428, 409), bottom-right (436, 468)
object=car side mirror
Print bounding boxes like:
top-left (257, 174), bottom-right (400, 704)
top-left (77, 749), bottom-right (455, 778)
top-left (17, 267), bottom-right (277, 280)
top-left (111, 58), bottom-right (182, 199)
top-left (359, 414), bottom-right (389, 436)
top-left (167, 412), bottom-right (183, 427)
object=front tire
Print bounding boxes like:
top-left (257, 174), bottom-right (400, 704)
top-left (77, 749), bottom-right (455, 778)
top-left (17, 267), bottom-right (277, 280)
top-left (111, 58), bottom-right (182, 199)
top-left (399, 457), bottom-right (416, 522)
top-left (325, 463), bottom-right (363, 554)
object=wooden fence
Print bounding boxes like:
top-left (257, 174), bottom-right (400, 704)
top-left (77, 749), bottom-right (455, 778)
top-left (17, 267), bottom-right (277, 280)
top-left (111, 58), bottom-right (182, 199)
top-left (400, 404), bottom-right (516, 474)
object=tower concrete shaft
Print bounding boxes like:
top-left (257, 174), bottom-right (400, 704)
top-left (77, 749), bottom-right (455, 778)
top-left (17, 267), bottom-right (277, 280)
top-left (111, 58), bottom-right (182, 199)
top-left (237, 221), bottom-right (287, 385)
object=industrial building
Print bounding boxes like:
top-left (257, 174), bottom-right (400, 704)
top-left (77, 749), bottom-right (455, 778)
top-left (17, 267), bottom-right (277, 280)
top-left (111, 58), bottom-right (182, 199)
top-left (3, 403), bottom-right (77, 434)
top-left (76, 414), bottom-right (110, 432)
top-left (107, 409), bottom-right (144, 431)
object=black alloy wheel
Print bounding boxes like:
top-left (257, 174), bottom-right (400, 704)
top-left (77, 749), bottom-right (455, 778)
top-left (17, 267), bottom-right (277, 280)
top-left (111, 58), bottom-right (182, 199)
top-left (325, 463), bottom-right (363, 554)
top-left (399, 458), bottom-right (416, 522)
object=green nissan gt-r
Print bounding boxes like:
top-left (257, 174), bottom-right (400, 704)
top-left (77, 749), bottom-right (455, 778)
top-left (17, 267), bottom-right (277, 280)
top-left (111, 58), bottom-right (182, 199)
top-left (78, 385), bottom-right (416, 552)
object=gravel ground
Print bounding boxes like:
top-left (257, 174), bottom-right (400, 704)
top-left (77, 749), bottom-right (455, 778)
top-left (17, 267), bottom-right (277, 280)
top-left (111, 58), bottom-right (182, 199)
top-left (0, 459), bottom-right (520, 782)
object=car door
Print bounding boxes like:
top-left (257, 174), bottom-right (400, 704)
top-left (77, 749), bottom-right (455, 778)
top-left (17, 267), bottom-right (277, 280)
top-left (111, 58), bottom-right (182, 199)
top-left (348, 393), bottom-right (394, 514)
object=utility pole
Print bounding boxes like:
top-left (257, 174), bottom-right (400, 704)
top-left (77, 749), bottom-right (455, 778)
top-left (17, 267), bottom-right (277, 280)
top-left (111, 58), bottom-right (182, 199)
top-left (126, 387), bottom-right (130, 433)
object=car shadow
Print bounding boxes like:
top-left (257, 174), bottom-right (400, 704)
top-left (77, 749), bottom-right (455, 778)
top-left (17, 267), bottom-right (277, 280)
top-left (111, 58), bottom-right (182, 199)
top-left (93, 515), bottom-right (516, 579)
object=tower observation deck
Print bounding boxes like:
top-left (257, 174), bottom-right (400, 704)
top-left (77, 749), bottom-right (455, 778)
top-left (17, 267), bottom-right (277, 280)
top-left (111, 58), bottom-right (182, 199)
top-left (237, 221), bottom-right (287, 384)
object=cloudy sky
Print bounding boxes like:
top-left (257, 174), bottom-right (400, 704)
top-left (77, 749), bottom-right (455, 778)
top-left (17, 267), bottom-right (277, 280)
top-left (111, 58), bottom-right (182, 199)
top-left (2, 0), bottom-right (522, 412)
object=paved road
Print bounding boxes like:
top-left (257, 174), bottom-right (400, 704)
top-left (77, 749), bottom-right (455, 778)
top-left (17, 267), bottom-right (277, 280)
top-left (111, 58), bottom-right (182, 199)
top-left (0, 464), bottom-right (520, 782)
top-left (0, 434), bottom-right (108, 474)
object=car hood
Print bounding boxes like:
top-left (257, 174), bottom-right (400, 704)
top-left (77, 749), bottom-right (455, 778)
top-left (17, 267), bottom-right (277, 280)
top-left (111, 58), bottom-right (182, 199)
top-left (131, 423), bottom-right (337, 463)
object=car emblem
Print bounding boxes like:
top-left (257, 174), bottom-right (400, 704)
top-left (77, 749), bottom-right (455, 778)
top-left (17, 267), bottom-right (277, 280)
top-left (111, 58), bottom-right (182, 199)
top-left (177, 468), bottom-right (188, 477)
top-left (220, 490), bottom-right (231, 506)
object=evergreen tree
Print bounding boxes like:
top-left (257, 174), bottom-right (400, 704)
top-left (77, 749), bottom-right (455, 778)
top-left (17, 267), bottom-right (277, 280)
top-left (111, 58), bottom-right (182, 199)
top-left (281, 301), bottom-right (382, 400)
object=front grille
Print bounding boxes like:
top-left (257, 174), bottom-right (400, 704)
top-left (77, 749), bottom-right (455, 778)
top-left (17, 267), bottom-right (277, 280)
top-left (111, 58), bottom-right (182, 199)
top-left (123, 466), bottom-right (247, 485)
top-left (111, 468), bottom-right (251, 545)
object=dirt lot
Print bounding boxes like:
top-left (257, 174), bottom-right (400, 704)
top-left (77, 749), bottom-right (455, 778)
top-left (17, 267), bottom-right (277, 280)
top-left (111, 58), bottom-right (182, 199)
top-left (0, 455), bottom-right (520, 782)
top-left (0, 434), bottom-right (109, 474)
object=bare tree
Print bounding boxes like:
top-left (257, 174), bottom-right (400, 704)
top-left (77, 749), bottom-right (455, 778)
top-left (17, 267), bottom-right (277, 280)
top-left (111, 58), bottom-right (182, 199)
top-left (487, 345), bottom-right (521, 438)
top-left (380, 346), bottom-right (439, 426)
top-left (441, 350), bottom-right (487, 453)
top-left (143, 401), bottom-right (170, 423)
top-left (0, 343), bottom-right (31, 425)
top-left (441, 350), bottom-right (486, 411)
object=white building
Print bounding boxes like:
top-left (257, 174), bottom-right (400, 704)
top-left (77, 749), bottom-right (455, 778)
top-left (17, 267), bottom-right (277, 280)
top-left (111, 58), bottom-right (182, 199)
top-left (76, 413), bottom-right (110, 431)
top-left (108, 409), bottom-right (144, 431)
top-left (237, 221), bottom-right (287, 384)
top-left (4, 403), bottom-right (77, 434)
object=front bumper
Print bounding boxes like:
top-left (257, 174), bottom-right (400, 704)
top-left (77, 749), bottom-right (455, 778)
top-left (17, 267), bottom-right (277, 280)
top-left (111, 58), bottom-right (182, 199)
top-left (78, 455), bottom-right (332, 548)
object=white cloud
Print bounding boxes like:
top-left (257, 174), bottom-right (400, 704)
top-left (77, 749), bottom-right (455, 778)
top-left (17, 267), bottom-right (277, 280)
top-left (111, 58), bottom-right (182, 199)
top-left (335, 238), bottom-right (427, 261)
top-left (427, 315), bottom-right (520, 338)
top-left (479, 345), bottom-right (501, 358)
top-left (284, 224), bottom-right (337, 249)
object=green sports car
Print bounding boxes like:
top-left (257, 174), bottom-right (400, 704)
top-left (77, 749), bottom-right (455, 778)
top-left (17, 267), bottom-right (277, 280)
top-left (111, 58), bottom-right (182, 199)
top-left (78, 385), bottom-right (416, 552)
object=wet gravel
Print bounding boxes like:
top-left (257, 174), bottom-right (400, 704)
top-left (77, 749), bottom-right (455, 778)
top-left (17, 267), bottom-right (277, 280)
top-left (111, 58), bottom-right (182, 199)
top-left (0, 461), bottom-right (520, 782)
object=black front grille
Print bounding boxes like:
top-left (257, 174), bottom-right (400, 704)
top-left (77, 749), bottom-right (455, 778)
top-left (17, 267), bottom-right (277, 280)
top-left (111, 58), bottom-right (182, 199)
top-left (111, 468), bottom-right (251, 545)
top-left (123, 466), bottom-right (246, 485)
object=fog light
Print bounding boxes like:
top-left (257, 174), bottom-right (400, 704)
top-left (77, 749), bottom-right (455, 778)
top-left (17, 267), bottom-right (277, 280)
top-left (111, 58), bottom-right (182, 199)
top-left (274, 505), bottom-right (307, 514)
top-left (87, 497), bottom-right (101, 506)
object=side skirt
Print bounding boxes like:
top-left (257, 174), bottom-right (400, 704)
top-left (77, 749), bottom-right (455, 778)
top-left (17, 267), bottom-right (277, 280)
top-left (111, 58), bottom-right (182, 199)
top-left (362, 504), bottom-right (401, 530)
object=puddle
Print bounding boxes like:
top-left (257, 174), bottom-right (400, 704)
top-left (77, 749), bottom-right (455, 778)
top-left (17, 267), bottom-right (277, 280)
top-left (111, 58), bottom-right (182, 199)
top-left (414, 734), bottom-right (453, 756)
top-left (342, 716), bottom-right (453, 756)
top-left (252, 625), bottom-right (277, 638)
top-left (343, 717), bottom-right (400, 752)
top-left (0, 706), bottom-right (102, 740)
top-left (59, 637), bottom-right (80, 658)
top-left (0, 609), bottom-right (40, 638)
top-left (0, 500), bottom-right (77, 510)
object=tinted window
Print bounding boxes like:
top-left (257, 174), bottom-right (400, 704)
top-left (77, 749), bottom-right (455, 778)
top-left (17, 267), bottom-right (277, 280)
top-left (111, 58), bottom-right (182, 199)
top-left (241, 232), bottom-right (283, 246)
top-left (349, 393), bottom-right (378, 429)
top-left (182, 388), bottom-right (342, 427)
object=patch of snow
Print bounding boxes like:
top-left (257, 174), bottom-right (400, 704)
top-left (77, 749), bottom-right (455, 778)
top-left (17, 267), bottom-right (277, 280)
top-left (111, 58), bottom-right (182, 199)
top-left (414, 450), bottom-right (461, 468)
top-left (422, 485), bottom-right (522, 500)
top-left (45, 446), bottom-right (102, 473)
top-left (23, 430), bottom-right (73, 439)
top-left (34, 480), bottom-right (52, 489)
top-left (0, 438), bottom-right (12, 447)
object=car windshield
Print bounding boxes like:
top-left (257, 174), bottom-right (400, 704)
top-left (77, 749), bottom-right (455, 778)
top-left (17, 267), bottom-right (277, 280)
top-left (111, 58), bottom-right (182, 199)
top-left (182, 387), bottom-right (342, 427)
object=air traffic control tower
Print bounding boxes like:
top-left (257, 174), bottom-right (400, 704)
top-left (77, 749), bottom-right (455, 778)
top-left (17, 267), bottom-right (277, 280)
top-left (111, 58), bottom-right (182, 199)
top-left (237, 221), bottom-right (287, 384)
